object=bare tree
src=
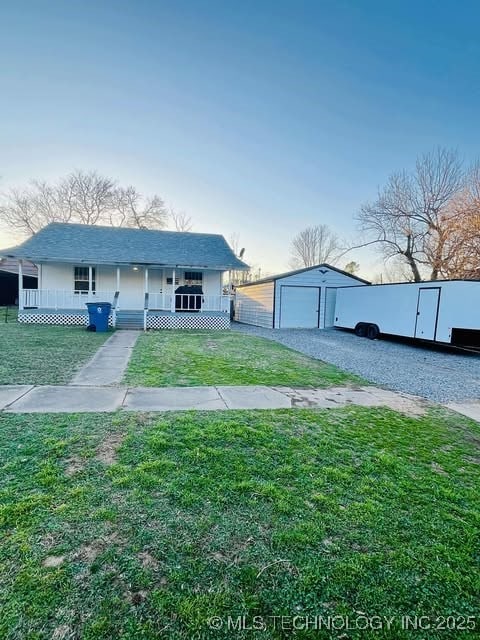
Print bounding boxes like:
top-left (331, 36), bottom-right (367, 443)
top-left (433, 164), bottom-right (480, 279)
top-left (114, 186), bottom-right (168, 229)
top-left (290, 224), bottom-right (340, 268)
top-left (65, 170), bottom-right (116, 225)
top-left (0, 170), bottom-right (169, 236)
top-left (170, 209), bottom-right (193, 232)
top-left (227, 233), bottom-right (252, 286)
top-left (371, 257), bottom-right (415, 284)
top-left (358, 148), bottom-right (465, 282)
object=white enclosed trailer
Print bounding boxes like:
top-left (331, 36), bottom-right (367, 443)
top-left (334, 280), bottom-right (480, 348)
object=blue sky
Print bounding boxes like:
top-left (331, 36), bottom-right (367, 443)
top-left (1, 0), bottom-right (479, 276)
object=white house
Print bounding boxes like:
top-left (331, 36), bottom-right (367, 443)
top-left (1, 222), bottom-right (248, 330)
top-left (235, 264), bottom-right (369, 329)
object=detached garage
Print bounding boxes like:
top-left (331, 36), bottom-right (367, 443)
top-left (235, 264), bottom-right (369, 329)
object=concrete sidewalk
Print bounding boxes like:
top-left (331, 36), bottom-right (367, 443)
top-left (0, 383), bottom-right (433, 415)
top-left (445, 400), bottom-right (480, 422)
top-left (71, 330), bottom-right (140, 386)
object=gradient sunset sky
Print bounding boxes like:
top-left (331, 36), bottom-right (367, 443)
top-left (1, 0), bottom-right (479, 277)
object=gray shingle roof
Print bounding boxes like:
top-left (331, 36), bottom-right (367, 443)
top-left (1, 223), bottom-right (249, 270)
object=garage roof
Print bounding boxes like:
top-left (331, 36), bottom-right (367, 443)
top-left (237, 263), bottom-right (370, 287)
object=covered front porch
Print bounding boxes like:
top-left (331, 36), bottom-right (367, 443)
top-left (18, 262), bottom-right (232, 330)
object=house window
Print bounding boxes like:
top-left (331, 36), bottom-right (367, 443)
top-left (74, 266), bottom-right (96, 292)
top-left (184, 271), bottom-right (203, 284)
top-left (166, 276), bottom-right (180, 285)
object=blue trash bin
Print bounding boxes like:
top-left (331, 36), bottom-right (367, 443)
top-left (86, 302), bottom-right (112, 332)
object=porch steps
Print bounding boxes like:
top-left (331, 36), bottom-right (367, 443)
top-left (115, 310), bottom-right (144, 330)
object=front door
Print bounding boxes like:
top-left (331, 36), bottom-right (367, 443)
top-left (120, 267), bottom-right (145, 309)
top-left (414, 287), bottom-right (440, 341)
top-left (279, 286), bottom-right (320, 328)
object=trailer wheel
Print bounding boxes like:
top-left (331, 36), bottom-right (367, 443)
top-left (367, 324), bottom-right (380, 340)
top-left (354, 323), bottom-right (367, 337)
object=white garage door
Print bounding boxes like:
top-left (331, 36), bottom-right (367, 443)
top-left (279, 286), bottom-right (320, 328)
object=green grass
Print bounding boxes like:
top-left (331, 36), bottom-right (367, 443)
top-left (0, 306), bottom-right (18, 323)
top-left (0, 407), bottom-right (479, 639)
top-left (125, 330), bottom-right (361, 387)
top-left (0, 322), bottom-right (111, 385)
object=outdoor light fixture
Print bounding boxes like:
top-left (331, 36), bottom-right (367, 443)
top-left (132, 266), bottom-right (139, 271)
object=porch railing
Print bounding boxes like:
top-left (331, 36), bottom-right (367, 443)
top-left (21, 289), bottom-right (230, 314)
top-left (148, 293), bottom-right (173, 311)
top-left (22, 289), bottom-right (117, 310)
top-left (148, 293), bottom-right (230, 313)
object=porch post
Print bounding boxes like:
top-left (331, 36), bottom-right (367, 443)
top-left (18, 259), bottom-right (23, 310)
top-left (116, 266), bottom-right (120, 291)
top-left (88, 266), bottom-right (93, 295)
top-left (227, 270), bottom-right (232, 314)
top-left (144, 267), bottom-right (149, 296)
top-left (171, 268), bottom-right (176, 313)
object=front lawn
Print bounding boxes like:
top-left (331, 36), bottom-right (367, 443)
top-left (0, 306), bottom-right (18, 323)
top-left (125, 330), bottom-right (361, 387)
top-left (0, 407), bottom-right (479, 639)
top-left (0, 322), bottom-right (110, 385)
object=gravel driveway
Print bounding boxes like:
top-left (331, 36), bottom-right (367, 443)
top-left (232, 323), bottom-right (480, 403)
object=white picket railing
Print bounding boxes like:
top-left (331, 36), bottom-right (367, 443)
top-left (21, 289), bottom-right (230, 314)
top-left (148, 293), bottom-right (230, 313)
top-left (147, 293), bottom-right (174, 311)
top-left (22, 289), bottom-right (116, 310)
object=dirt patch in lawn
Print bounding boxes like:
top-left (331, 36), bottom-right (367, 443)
top-left (138, 551), bottom-right (159, 570)
top-left (52, 624), bottom-right (73, 640)
top-left (95, 433), bottom-right (124, 465)
top-left (431, 462), bottom-right (448, 476)
top-left (42, 555), bottom-right (66, 568)
top-left (125, 589), bottom-right (149, 605)
top-left (65, 456), bottom-right (86, 476)
top-left (73, 532), bottom-right (123, 564)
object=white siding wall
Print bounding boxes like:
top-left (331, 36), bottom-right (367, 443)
top-left (235, 282), bottom-right (274, 328)
top-left (274, 267), bottom-right (366, 328)
top-left (202, 271), bottom-right (222, 296)
top-left (41, 263), bottom-right (76, 290)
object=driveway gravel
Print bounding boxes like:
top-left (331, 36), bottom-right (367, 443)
top-left (232, 323), bottom-right (480, 403)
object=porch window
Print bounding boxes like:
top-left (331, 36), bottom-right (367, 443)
top-left (74, 266), bottom-right (96, 292)
top-left (166, 276), bottom-right (179, 285)
top-left (184, 271), bottom-right (203, 284)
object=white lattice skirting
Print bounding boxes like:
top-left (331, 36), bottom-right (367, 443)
top-left (18, 313), bottom-right (114, 327)
top-left (147, 314), bottom-right (230, 330)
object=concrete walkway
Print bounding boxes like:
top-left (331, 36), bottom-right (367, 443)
top-left (71, 330), bottom-right (140, 386)
top-left (445, 400), bottom-right (480, 422)
top-left (0, 383), bottom-right (432, 415)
